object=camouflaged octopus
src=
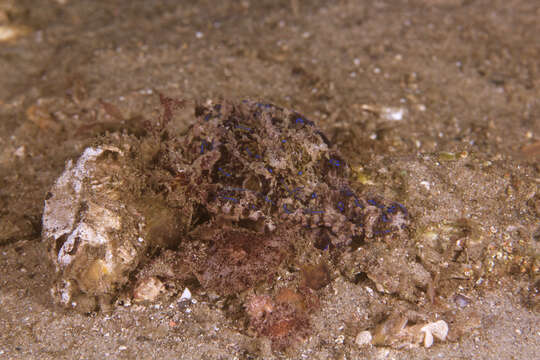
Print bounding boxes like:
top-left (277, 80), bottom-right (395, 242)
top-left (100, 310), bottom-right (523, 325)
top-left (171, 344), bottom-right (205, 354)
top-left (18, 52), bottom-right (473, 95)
top-left (42, 97), bottom-right (409, 311)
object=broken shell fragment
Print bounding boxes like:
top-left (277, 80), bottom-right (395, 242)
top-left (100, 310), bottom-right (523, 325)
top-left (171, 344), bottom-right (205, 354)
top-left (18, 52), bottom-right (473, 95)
top-left (373, 314), bottom-right (449, 349)
top-left (133, 276), bottom-right (165, 302)
top-left (420, 320), bottom-right (448, 348)
top-left (42, 141), bottom-right (180, 311)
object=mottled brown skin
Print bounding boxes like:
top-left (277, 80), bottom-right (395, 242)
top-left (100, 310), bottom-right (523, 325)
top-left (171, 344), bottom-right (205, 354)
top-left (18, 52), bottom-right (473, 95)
top-left (160, 98), bottom-right (409, 251)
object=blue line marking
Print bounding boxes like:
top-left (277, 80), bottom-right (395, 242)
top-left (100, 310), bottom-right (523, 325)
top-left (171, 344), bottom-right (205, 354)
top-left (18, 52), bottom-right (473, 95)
top-left (295, 117), bottom-right (304, 124)
top-left (220, 196), bottom-right (238, 203)
top-left (283, 204), bottom-right (293, 214)
top-left (224, 187), bottom-right (249, 192)
top-left (337, 201), bottom-right (344, 212)
top-left (200, 140), bottom-right (213, 154)
top-left (218, 167), bottom-right (231, 177)
top-left (235, 124), bottom-right (252, 132)
top-left (304, 209), bottom-right (324, 214)
top-left (311, 192), bottom-right (317, 199)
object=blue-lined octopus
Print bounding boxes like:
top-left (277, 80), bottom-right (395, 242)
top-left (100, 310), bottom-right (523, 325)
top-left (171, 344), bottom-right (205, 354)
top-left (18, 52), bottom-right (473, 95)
top-left (42, 96), bottom-right (409, 312)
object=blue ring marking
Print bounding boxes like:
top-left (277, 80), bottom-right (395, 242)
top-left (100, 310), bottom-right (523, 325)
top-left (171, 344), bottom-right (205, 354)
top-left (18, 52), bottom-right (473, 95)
top-left (296, 117), bottom-right (304, 124)
top-left (218, 167), bottom-right (231, 177)
top-left (298, 170), bottom-right (303, 175)
top-left (337, 201), bottom-right (345, 212)
top-left (329, 158), bottom-right (341, 167)
top-left (381, 213), bottom-right (390, 223)
top-left (387, 205), bottom-right (397, 213)
top-left (292, 187), bottom-right (303, 199)
top-left (282, 139), bottom-right (287, 143)
top-left (342, 189), bottom-right (355, 197)
top-left (354, 198), bottom-right (363, 208)
top-left (267, 167), bottom-right (273, 173)
top-left (283, 204), bottom-right (293, 214)
top-left (396, 202), bottom-right (408, 215)
top-left (282, 184), bottom-right (293, 195)
top-left (311, 192), bottom-right (317, 199)
top-left (367, 199), bottom-right (378, 206)
top-left (245, 148), bottom-right (262, 159)
top-left (264, 196), bottom-right (275, 204)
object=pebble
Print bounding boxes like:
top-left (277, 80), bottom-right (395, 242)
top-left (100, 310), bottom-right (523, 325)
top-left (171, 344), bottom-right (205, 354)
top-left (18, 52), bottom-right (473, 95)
top-left (0, 25), bottom-right (31, 42)
top-left (380, 106), bottom-right (407, 121)
top-left (355, 330), bottom-right (373, 347)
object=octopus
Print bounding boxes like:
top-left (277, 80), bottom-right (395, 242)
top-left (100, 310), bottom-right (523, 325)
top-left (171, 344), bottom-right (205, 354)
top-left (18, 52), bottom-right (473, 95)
top-left (41, 96), bottom-right (409, 313)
